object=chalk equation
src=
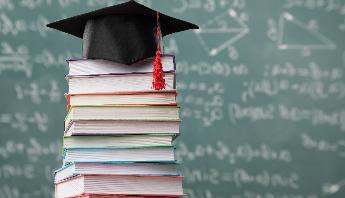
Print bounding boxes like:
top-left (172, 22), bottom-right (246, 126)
top-left (0, 112), bottom-right (48, 133)
top-left (301, 133), bottom-right (345, 157)
top-left (0, 42), bottom-right (77, 78)
top-left (0, 13), bottom-right (49, 36)
top-left (172, 0), bottom-right (246, 13)
top-left (284, 0), bottom-right (345, 14)
top-left (183, 167), bottom-right (299, 190)
top-left (177, 61), bottom-right (248, 77)
top-left (229, 103), bottom-right (345, 131)
top-left (0, 138), bottom-right (60, 162)
top-left (176, 142), bottom-right (292, 164)
top-left (15, 80), bottom-right (63, 104)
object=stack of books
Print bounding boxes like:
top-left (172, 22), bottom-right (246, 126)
top-left (54, 55), bottom-right (183, 198)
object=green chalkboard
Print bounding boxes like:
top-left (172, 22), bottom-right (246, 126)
top-left (1, 0), bottom-right (345, 197)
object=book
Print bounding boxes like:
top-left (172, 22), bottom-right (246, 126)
top-left (65, 106), bottom-right (180, 129)
top-left (66, 91), bottom-right (177, 107)
top-left (67, 73), bottom-right (176, 94)
top-left (54, 162), bottom-right (178, 183)
top-left (55, 175), bottom-right (183, 198)
top-left (63, 146), bottom-right (175, 164)
top-left (65, 120), bottom-right (180, 136)
top-left (63, 135), bottom-right (174, 149)
top-left (67, 55), bottom-right (175, 76)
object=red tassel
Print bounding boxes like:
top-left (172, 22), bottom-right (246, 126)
top-left (152, 12), bottom-right (166, 90)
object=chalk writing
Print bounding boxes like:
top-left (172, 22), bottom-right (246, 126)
top-left (301, 133), bottom-right (345, 157)
top-left (172, 0), bottom-right (246, 13)
top-left (0, 164), bottom-right (34, 179)
top-left (176, 142), bottom-right (292, 164)
top-left (15, 80), bottom-right (62, 104)
top-left (185, 189), bottom-right (318, 198)
top-left (0, 112), bottom-right (48, 133)
top-left (0, 13), bottom-right (50, 36)
top-left (179, 94), bottom-right (224, 126)
top-left (229, 103), bottom-right (345, 131)
top-left (285, 0), bottom-right (344, 13)
top-left (0, 42), bottom-right (31, 77)
top-left (183, 167), bottom-right (299, 189)
top-left (263, 62), bottom-right (343, 80)
top-left (34, 49), bottom-right (79, 68)
top-left (323, 179), bottom-right (345, 195)
top-left (177, 61), bottom-right (248, 77)
top-left (0, 138), bottom-right (60, 162)
top-left (177, 81), bottom-right (225, 95)
top-left (241, 79), bottom-right (345, 102)
top-left (0, 42), bottom-right (77, 77)
top-left (10, 0), bottom-right (151, 9)
top-left (239, 191), bottom-right (318, 198)
top-left (0, 0), bottom-right (14, 10)
top-left (0, 185), bottom-right (53, 198)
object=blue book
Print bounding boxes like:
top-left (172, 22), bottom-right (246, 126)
top-left (63, 146), bottom-right (175, 165)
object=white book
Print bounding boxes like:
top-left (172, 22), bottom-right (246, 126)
top-left (63, 135), bottom-right (173, 149)
top-left (67, 72), bottom-right (176, 94)
top-left (65, 120), bottom-right (180, 136)
top-left (63, 147), bottom-right (175, 164)
top-left (67, 91), bottom-right (177, 106)
top-left (55, 174), bottom-right (183, 198)
top-left (65, 106), bottom-right (180, 129)
top-left (54, 162), bottom-right (178, 183)
top-left (67, 55), bottom-right (175, 76)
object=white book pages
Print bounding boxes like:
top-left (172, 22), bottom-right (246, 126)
top-left (67, 55), bottom-right (175, 76)
top-left (65, 106), bottom-right (180, 128)
top-left (68, 73), bottom-right (175, 94)
top-left (65, 120), bottom-right (180, 136)
top-left (63, 147), bottom-right (175, 164)
top-left (63, 135), bottom-right (173, 148)
top-left (55, 175), bottom-right (183, 198)
top-left (69, 91), bottom-right (177, 106)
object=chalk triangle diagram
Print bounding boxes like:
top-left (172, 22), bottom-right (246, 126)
top-left (195, 9), bottom-right (249, 56)
top-left (277, 12), bottom-right (336, 50)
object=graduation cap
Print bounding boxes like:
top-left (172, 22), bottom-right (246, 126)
top-left (47, 0), bottom-right (198, 90)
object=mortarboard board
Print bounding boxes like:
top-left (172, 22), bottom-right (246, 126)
top-left (47, 0), bottom-right (198, 90)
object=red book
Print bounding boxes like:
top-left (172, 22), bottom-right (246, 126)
top-left (55, 174), bottom-right (183, 198)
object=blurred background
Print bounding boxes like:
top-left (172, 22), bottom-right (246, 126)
top-left (1, 0), bottom-right (345, 197)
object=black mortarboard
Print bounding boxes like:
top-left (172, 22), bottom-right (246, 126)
top-left (46, 0), bottom-right (198, 65)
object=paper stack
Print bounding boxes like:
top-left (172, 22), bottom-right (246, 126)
top-left (54, 55), bottom-right (184, 198)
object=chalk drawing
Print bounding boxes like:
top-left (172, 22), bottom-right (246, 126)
top-left (322, 179), bottom-right (345, 195)
top-left (194, 9), bottom-right (249, 57)
top-left (276, 12), bottom-right (336, 55)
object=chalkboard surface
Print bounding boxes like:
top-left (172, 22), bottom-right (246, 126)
top-left (1, 0), bottom-right (345, 197)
